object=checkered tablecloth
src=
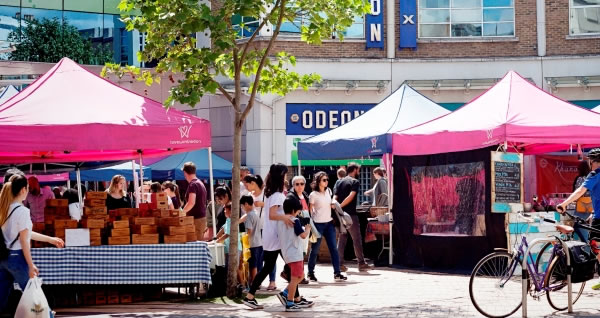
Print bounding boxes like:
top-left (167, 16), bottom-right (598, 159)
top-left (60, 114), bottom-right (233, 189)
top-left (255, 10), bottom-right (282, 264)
top-left (31, 242), bottom-right (212, 285)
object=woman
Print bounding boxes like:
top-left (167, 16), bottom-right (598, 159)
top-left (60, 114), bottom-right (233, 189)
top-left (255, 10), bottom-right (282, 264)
top-left (308, 171), bottom-right (347, 282)
top-left (243, 163), bottom-right (298, 309)
top-left (215, 186), bottom-right (232, 234)
top-left (287, 175), bottom-right (311, 284)
top-left (0, 173), bottom-right (64, 313)
top-left (364, 167), bottom-right (388, 206)
top-left (163, 181), bottom-right (181, 210)
top-left (244, 174), bottom-right (278, 290)
top-left (105, 175), bottom-right (132, 211)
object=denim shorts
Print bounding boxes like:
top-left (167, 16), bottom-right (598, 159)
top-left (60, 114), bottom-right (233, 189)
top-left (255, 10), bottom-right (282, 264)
top-left (248, 246), bottom-right (263, 269)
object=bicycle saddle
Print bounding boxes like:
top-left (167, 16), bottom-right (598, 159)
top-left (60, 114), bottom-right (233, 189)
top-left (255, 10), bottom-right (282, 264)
top-left (555, 224), bottom-right (574, 234)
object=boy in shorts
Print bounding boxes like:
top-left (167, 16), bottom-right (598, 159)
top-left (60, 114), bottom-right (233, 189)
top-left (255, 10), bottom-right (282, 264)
top-left (241, 195), bottom-right (262, 286)
top-left (276, 196), bottom-right (313, 311)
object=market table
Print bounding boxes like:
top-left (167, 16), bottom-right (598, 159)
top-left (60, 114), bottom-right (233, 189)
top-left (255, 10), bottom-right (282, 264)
top-left (31, 241), bottom-right (212, 285)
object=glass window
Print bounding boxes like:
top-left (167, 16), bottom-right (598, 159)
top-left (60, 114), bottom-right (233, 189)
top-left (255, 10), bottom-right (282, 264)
top-left (0, 0), bottom-right (19, 7)
top-left (104, 13), bottom-right (134, 65)
top-left (483, 22), bottom-right (514, 36)
top-left (452, 9), bottom-right (482, 22)
top-left (21, 8), bottom-right (62, 24)
top-left (21, 0), bottom-right (62, 10)
top-left (452, 0), bottom-right (481, 8)
top-left (420, 9), bottom-right (450, 23)
top-left (104, 0), bottom-right (121, 14)
top-left (452, 23), bottom-right (482, 36)
top-left (231, 14), bottom-right (260, 38)
top-left (64, 0), bottom-right (103, 13)
top-left (483, 0), bottom-right (513, 7)
top-left (0, 5), bottom-right (19, 47)
top-left (483, 8), bottom-right (513, 21)
top-left (420, 24), bottom-right (450, 37)
top-left (570, 0), bottom-right (600, 35)
top-left (340, 15), bottom-right (365, 38)
top-left (420, 0), bottom-right (450, 8)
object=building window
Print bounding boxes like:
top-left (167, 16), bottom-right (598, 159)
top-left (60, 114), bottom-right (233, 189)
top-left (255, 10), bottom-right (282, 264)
top-left (419, 0), bottom-right (515, 38)
top-left (231, 14), bottom-right (259, 39)
top-left (570, 0), bottom-right (600, 35)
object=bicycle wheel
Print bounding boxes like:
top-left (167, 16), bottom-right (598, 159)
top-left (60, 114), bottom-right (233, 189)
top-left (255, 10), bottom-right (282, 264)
top-left (469, 251), bottom-right (523, 318)
top-left (534, 242), bottom-right (554, 274)
top-left (544, 255), bottom-right (585, 311)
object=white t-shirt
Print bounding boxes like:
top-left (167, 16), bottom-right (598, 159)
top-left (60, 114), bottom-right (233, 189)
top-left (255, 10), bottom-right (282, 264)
top-left (252, 191), bottom-right (266, 227)
top-left (2, 203), bottom-right (32, 250)
top-left (262, 192), bottom-right (285, 251)
top-left (309, 190), bottom-right (333, 223)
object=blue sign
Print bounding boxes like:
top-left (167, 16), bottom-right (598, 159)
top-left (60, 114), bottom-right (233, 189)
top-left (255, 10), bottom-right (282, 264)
top-left (286, 103), bottom-right (376, 135)
top-left (366, 0), bottom-right (384, 49)
top-left (399, 0), bottom-right (417, 49)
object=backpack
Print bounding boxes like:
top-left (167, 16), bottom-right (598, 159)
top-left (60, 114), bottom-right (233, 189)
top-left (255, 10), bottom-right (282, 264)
top-left (0, 205), bottom-right (22, 260)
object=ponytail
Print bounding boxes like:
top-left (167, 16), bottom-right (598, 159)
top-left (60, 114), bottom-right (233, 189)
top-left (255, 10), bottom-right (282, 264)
top-left (0, 182), bottom-right (14, 226)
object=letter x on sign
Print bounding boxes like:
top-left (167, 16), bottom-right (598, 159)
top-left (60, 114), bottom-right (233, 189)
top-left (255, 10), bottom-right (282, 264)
top-left (403, 15), bottom-right (415, 24)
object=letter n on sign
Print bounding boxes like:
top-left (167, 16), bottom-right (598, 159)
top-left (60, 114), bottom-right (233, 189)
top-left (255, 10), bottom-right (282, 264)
top-left (366, 0), bottom-right (384, 49)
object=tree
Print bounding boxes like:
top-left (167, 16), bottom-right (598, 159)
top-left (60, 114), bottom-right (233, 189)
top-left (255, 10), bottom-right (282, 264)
top-left (104, 0), bottom-right (369, 298)
top-left (8, 17), bottom-right (113, 65)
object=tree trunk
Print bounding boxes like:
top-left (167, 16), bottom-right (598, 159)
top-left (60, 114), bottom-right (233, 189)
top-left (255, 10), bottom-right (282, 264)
top-left (226, 110), bottom-right (243, 298)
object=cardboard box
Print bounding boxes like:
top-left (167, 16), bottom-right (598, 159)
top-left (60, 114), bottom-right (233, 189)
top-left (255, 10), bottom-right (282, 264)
top-left (134, 217), bottom-right (156, 225)
top-left (110, 227), bottom-right (130, 237)
top-left (184, 224), bottom-right (196, 233)
top-left (81, 218), bottom-right (105, 229)
top-left (84, 199), bottom-right (105, 207)
top-left (54, 219), bottom-right (78, 229)
top-left (84, 206), bottom-right (107, 215)
top-left (47, 199), bottom-right (68, 207)
top-left (162, 226), bottom-right (186, 236)
top-left (132, 234), bottom-right (159, 244)
top-left (185, 232), bottom-right (197, 242)
top-left (132, 224), bottom-right (158, 235)
top-left (163, 234), bottom-right (186, 244)
top-left (112, 220), bottom-right (130, 229)
top-left (108, 236), bottom-right (130, 245)
top-left (86, 191), bottom-right (107, 200)
top-left (160, 216), bottom-right (193, 227)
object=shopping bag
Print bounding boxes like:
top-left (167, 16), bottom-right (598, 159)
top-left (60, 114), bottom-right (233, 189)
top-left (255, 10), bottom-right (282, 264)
top-left (15, 277), bottom-right (51, 318)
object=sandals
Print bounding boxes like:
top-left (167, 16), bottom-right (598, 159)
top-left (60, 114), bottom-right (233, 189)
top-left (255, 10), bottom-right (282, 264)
top-left (266, 284), bottom-right (277, 291)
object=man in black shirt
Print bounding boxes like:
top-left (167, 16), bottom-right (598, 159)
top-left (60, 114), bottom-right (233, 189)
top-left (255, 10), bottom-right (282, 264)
top-left (334, 163), bottom-right (372, 272)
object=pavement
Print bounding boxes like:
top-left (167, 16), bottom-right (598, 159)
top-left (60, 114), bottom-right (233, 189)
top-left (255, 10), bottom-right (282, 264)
top-left (53, 257), bottom-right (600, 318)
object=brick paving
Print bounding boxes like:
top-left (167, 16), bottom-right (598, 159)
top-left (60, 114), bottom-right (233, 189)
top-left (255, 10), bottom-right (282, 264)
top-left (54, 258), bottom-right (600, 318)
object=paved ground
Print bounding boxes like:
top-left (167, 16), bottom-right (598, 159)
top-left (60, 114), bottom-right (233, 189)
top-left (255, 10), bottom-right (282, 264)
top-left (53, 258), bottom-right (600, 318)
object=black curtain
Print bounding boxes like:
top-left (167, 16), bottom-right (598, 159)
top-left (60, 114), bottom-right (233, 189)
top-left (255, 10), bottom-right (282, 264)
top-left (392, 147), bottom-right (506, 269)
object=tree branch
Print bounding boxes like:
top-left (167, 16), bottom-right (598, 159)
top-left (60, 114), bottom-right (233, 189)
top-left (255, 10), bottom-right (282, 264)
top-left (217, 82), bottom-right (234, 105)
top-left (240, 0), bottom-right (281, 63)
top-left (241, 0), bottom-right (286, 122)
top-left (233, 47), bottom-right (241, 113)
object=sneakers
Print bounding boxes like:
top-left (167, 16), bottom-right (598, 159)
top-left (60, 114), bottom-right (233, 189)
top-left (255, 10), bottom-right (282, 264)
top-left (295, 297), bottom-right (314, 308)
top-left (276, 291), bottom-right (288, 306)
top-left (307, 273), bottom-right (318, 282)
top-left (358, 263), bottom-right (374, 272)
top-left (591, 282), bottom-right (600, 290)
top-left (340, 265), bottom-right (348, 272)
top-left (242, 297), bottom-right (264, 309)
top-left (334, 273), bottom-right (347, 281)
top-left (285, 302), bottom-right (303, 312)
top-left (299, 277), bottom-right (309, 284)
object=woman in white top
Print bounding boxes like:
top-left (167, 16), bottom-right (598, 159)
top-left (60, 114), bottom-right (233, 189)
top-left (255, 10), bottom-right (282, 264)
top-left (0, 173), bottom-right (64, 312)
top-left (307, 171), bottom-right (346, 282)
top-left (243, 163), bottom-right (296, 309)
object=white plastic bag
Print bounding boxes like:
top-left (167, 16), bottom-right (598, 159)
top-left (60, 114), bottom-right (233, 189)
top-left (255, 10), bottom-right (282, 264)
top-left (15, 277), bottom-right (51, 318)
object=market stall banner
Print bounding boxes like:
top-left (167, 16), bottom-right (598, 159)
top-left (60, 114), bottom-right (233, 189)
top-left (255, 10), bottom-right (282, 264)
top-left (536, 155), bottom-right (580, 199)
top-left (411, 162), bottom-right (486, 236)
top-left (286, 103), bottom-right (376, 135)
top-left (366, 0), bottom-right (384, 49)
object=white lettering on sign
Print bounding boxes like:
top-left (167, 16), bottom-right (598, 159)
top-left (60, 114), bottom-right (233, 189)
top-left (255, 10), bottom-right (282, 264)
top-left (329, 110), bottom-right (339, 128)
top-left (370, 24), bottom-right (381, 42)
top-left (370, 0), bottom-right (381, 15)
top-left (403, 14), bottom-right (415, 25)
top-left (302, 111), bottom-right (312, 129)
top-left (315, 110), bottom-right (327, 129)
top-left (340, 111), bottom-right (352, 125)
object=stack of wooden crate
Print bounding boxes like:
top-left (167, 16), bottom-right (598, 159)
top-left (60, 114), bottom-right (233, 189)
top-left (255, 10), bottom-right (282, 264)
top-left (132, 216), bottom-right (159, 244)
top-left (43, 199), bottom-right (71, 245)
top-left (81, 192), bottom-right (108, 246)
top-left (159, 216), bottom-right (194, 243)
top-left (53, 219), bottom-right (78, 241)
top-left (150, 193), bottom-right (168, 210)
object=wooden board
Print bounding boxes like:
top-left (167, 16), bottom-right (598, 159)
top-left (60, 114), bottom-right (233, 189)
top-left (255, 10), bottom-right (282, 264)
top-left (112, 220), bottom-right (130, 229)
top-left (132, 234), bottom-right (159, 244)
top-left (491, 151), bottom-right (524, 213)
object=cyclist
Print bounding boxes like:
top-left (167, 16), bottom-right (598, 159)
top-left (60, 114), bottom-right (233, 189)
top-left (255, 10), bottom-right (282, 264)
top-left (557, 147), bottom-right (600, 290)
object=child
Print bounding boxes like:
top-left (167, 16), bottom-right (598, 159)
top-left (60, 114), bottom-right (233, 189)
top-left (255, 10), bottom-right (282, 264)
top-left (277, 196), bottom-right (314, 311)
top-left (242, 194), bottom-right (263, 287)
top-left (216, 203), bottom-right (245, 287)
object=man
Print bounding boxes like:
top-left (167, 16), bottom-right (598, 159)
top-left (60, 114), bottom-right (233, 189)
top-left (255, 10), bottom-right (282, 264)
top-left (240, 166), bottom-right (251, 196)
top-left (24, 176), bottom-right (55, 223)
top-left (557, 148), bottom-right (600, 290)
top-left (182, 162), bottom-right (208, 241)
top-left (333, 167), bottom-right (346, 195)
top-left (334, 162), bottom-right (372, 272)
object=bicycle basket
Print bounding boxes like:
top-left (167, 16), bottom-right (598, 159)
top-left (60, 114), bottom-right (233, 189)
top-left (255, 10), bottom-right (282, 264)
top-left (566, 241), bottom-right (597, 283)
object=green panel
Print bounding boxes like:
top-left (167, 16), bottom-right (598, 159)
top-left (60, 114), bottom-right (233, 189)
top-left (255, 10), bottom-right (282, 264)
top-left (291, 149), bottom-right (380, 166)
top-left (439, 102), bottom-right (465, 111)
top-left (0, 0), bottom-right (19, 7)
top-left (64, 0), bottom-right (103, 13)
top-left (569, 100), bottom-right (600, 109)
top-left (22, 0), bottom-right (62, 10)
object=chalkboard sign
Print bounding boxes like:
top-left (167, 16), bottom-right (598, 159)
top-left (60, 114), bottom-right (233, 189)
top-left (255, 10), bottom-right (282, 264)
top-left (491, 151), bottom-right (523, 213)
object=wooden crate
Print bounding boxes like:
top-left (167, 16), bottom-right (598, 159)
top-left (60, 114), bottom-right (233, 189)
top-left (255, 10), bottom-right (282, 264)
top-left (89, 228), bottom-right (101, 237)
top-left (95, 295), bottom-right (107, 305)
top-left (162, 226), bottom-right (186, 236)
top-left (90, 237), bottom-right (102, 246)
top-left (86, 191), bottom-right (107, 200)
top-left (132, 234), bottom-right (159, 244)
top-left (120, 294), bottom-right (132, 304)
top-left (33, 222), bottom-right (45, 232)
top-left (54, 228), bottom-right (65, 238)
top-left (54, 219), bottom-right (78, 229)
top-left (112, 220), bottom-right (130, 229)
top-left (184, 224), bottom-right (196, 233)
top-left (110, 228), bottom-right (130, 237)
top-left (84, 199), bottom-right (106, 207)
top-left (83, 292), bottom-right (95, 305)
top-left (150, 201), bottom-right (168, 210)
top-left (107, 295), bottom-right (119, 304)
top-left (108, 236), bottom-right (131, 245)
top-left (151, 192), bottom-right (168, 202)
top-left (138, 203), bottom-right (151, 212)
top-left (81, 218), bottom-right (105, 229)
top-left (132, 224), bottom-right (158, 235)
top-left (46, 199), bottom-right (68, 207)
top-left (160, 216), bottom-right (193, 227)
top-left (134, 217), bottom-right (156, 225)
top-left (185, 232), bottom-right (197, 242)
top-left (84, 206), bottom-right (107, 215)
top-left (164, 234), bottom-right (186, 244)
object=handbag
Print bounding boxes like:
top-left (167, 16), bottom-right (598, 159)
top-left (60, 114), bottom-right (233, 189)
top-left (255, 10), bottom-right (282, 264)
top-left (562, 241), bottom-right (597, 284)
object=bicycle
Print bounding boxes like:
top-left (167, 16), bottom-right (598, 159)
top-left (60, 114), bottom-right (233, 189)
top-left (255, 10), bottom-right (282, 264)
top-left (469, 211), bottom-right (598, 318)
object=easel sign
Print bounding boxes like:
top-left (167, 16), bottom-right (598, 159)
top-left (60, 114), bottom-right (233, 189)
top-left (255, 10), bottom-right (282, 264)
top-left (491, 151), bottom-right (524, 213)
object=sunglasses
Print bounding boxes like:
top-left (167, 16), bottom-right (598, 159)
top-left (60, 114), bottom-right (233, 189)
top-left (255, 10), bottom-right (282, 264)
top-left (295, 183), bottom-right (305, 186)
top-left (321, 178), bottom-right (329, 182)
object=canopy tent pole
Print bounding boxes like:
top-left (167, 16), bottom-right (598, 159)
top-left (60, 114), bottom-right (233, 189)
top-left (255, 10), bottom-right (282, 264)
top-left (208, 147), bottom-right (217, 238)
top-left (67, 180), bottom-right (71, 189)
top-left (76, 166), bottom-right (83, 215)
top-left (139, 151), bottom-right (145, 203)
top-left (385, 153), bottom-right (394, 266)
top-left (298, 160), bottom-right (302, 175)
top-left (132, 160), bottom-right (140, 208)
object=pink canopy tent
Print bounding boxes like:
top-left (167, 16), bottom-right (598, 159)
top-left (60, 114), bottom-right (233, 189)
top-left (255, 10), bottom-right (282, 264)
top-left (0, 57), bottom-right (211, 164)
top-left (392, 71), bottom-right (600, 156)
